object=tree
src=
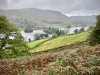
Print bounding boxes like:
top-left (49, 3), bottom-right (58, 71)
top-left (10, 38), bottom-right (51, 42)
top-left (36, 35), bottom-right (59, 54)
top-left (0, 15), bottom-right (29, 58)
top-left (67, 25), bottom-right (71, 33)
top-left (74, 29), bottom-right (78, 34)
top-left (52, 33), bottom-right (57, 38)
top-left (43, 27), bottom-right (65, 36)
top-left (34, 34), bottom-right (41, 40)
top-left (44, 34), bottom-right (49, 38)
top-left (67, 25), bottom-right (71, 29)
top-left (24, 27), bottom-right (33, 33)
top-left (89, 14), bottom-right (100, 46)
top-left (79, 27), bottom-right (84, 32)
top-left (28, 38), bottom-right (31, 42)
top-left (88, 26), bottom-right (94, 30)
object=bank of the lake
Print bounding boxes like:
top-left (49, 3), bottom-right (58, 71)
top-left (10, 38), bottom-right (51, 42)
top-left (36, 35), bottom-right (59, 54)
top-left (21, 27), bottom-right (89, 41)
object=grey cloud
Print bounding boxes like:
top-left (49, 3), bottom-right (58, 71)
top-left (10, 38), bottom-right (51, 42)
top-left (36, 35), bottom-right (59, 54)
top-left (0, 0), bottom-right (8, 9)
top-left (10, 0), bottom-right (21, 3)
top-left (0, 0), bottom-right (100, 15)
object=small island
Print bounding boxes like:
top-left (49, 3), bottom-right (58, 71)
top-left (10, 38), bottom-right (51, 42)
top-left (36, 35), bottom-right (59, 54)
top-left (24, 27), bottom-right (33, 33)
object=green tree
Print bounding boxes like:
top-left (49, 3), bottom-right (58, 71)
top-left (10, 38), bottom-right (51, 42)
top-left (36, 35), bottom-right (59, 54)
top-left (0, 15), bottom-right (29, 58)
top-left (28, 38), bottom-right (31, 42)
top-left (44, 34), bottom-right (49, 38)
top-left (67, 25), bottom-right (71, 33)
top-left (79, 27), bottom-right (84, 32)
top-left (89, 14), bottom-right (100, 46)
top-left (67, 25), bottom-right (71, 29)
top-left (88, 26), bottom-right (94, 30)
top-left (74, 29), bottom-right (79, 34)
top-left (24, 27), bottom-right (33, 33)
top-left (34, 34), bottom-right (41, 40)
top-left (52, 33), bottom-right (57, 38)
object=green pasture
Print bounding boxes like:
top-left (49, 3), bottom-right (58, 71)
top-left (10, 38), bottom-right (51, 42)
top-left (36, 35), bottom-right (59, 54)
top-left (28, 31), bottom-right (89, 53)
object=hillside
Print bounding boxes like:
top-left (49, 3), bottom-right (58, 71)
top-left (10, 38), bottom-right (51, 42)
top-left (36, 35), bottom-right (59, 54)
top-left (0, 30), bottom-right (100, 75)
top-left (70, 15), bottom-right (96, 22)
top-left (0, 41), bottom-right (100, 75)
top-left (28, 31), bottom-right (89, 53)
top-left (0, 8), bottom-right (74, 28)
top-left (0, 8), bottom-right (95, 28)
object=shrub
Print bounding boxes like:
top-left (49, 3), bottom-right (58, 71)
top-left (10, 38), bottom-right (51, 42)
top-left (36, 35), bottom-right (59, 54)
top-left (88, 66), bottom-right (100, 75)
top-left (74, 29), bottom-right (79, 34)
top-left (63, 66), bottom-right (78, 75)
top-left (47, 68), bottom-right (59, 75)
top-left (79, 27), bottom-right (84, 32)
top-left (52, 33), bottom-right (57, 38)
top-left (89, 14), bottom-right (100, 46)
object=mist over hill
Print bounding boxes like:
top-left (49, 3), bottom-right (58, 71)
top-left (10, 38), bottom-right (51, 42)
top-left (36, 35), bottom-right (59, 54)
top-left (0, 8), bottom-right (95, 28)
top-left (70, 15), bottom-right (96, 22)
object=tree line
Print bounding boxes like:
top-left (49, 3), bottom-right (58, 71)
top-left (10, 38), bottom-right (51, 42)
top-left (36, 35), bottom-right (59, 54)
top-left (43, 27), bottom-right (65, 36)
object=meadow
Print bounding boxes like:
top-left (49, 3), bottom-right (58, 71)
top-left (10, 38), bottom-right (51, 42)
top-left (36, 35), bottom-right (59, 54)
top-left (28, 31), bottom-right (89, 53)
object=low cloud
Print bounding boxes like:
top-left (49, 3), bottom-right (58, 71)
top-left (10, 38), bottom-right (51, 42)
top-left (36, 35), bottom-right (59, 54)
top-left (0, 0), bottom-right (8, 9)
top-left (0, 0), bottom-right (100, 16)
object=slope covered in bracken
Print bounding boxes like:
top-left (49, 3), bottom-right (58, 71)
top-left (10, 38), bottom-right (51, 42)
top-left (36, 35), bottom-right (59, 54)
top-left (0, 41), bottom-right (100, 75)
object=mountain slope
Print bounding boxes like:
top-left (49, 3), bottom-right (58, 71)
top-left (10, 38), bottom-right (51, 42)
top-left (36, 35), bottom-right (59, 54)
top-left (70, 15), bottom-right (96, 22)
top-left (1, 40), bottom-right (100, 75)
top-left (0, 8), bottom-right (75, 27)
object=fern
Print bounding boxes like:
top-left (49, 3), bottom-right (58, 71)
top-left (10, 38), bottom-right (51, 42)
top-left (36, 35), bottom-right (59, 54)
top-left (87, 55), bottom-right (100, 66)
top-left (49, 56), bottom-right (67, 66)
top-left (49, 59), bottom-right (59, 66)
top-left (60, 56), bottom-right (67, 63)
top-left (88, 66), bottom-right (100, 75)
top-left (77, 65), bottom-right (88, 74)
top-left (17, 68), bottom-right (27, 75)
top-left (63, 66), bottom-right (78, 75)
top-left (47, 68), bottom-right (59, 75)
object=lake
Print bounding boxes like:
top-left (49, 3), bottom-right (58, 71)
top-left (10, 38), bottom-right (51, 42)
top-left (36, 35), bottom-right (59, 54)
top-left (60, 27), bottom-right (89, 34)
top-left (21, 29), bottom-right (45, 41)
top-left (21, 27), bottom-right (89, 41)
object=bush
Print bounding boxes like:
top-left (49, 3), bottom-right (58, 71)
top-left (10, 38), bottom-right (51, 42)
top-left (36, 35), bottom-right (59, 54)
top-left (88, 66), bottom-right (100, 75)
top-left (24, 27), bottom-right (33, 33)
top-left (34, 34), bottom-right (41, 40)
top-left (34, 33), bottom-right (49, 40)
top-left (52, 33), bottom-right (57, 38)
top-left (0, 15), bottom-right (30, 58)
top-left (74, 29), bottom-right (79, 34)
top-left (79, 27), bottom-right (84, 32)
top-left (89, 14), bottom-right (100, 46)
top-left (47, 68), bottom-right (59, 75)
top-left (89, 26), bottom-right (94, 30)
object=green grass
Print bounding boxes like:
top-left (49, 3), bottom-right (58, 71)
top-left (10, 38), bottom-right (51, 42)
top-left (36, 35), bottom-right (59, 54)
top-left (27, 39), bottom-right (48, 48)
top-left (51, 24), bottom-right (81, 28)
top-left (29, 31), bottom-right (89, 53)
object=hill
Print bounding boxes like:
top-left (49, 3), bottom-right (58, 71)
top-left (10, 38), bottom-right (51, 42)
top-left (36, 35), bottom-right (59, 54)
top-left (0, 8), bottom-right (74, 28)
top-left (28, 31), bottom-right (89, 53)
top-left (70, 15), bottom-right (96, 22)
top-left (0, 8), bottom-right (95, 28)
top-left (0, 40), bottom-right (100, 75)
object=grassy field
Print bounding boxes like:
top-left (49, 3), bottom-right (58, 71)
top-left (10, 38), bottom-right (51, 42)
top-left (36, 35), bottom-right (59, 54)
top-left (28, 31), bottom-right (89, 53)
top-left (27, 39), bottom-right (48, 48)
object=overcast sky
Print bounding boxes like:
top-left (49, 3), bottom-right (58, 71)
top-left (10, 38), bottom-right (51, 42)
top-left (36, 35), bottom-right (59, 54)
top-left (0, 0), bottom-right (100, 16)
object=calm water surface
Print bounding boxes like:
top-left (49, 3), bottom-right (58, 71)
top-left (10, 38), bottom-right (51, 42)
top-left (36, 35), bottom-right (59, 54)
top-left (21, 27), bottom-right (89, 41)
top-left (21, 29), bottom-right (45, 41)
